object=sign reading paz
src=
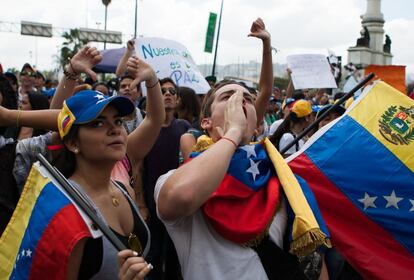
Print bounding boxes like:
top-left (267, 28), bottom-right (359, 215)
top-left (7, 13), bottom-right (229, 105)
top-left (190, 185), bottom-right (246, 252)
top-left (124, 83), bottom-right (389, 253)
top-left (287, 54), bottom-right (338, 90)
top-left (135, 37), bottom-right (211, 94)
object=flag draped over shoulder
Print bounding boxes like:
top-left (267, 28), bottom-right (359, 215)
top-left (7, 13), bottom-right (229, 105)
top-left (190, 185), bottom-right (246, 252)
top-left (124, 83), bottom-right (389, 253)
top-left (0, 162), bottom-right (101, 280)
top-left (192, 137), bottom-right (331, 257)
top-left (288, 81), bottom-right (414, 280)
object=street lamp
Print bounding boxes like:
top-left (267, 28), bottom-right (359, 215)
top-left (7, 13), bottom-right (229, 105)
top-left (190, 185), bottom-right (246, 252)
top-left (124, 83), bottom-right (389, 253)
top-left (102, 0), bottom-right (111, 49)
top-left (134, 0), bottom-right (138, 38)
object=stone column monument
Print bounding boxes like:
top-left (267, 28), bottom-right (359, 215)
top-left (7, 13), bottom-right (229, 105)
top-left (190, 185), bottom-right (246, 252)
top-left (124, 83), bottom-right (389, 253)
top-left (347, 0), bottom-right (393, 67)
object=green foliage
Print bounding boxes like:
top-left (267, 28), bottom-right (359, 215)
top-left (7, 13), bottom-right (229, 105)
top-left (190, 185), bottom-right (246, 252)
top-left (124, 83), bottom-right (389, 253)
top-left (381, 106), bottom-right (397, 123)
top-left (57, 29), bottom-right (89, 69)
top-left (404, 127), bottom-right (414, 142)
top-left (273, 77), bottom-right (289, 90)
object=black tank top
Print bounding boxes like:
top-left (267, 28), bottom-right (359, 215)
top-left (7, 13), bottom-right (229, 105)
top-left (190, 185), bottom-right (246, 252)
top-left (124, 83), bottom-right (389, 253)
top-left (77, 182), bottom-right (148, 279)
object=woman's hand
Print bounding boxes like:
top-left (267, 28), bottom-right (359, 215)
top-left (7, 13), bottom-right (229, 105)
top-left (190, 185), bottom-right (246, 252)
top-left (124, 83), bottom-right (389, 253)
top-left (126, 56), bottom-right (158, 90)
top-left (67, 46), bottom-right (102, 81)
top-left (118, 250), bottom-right (153, 280)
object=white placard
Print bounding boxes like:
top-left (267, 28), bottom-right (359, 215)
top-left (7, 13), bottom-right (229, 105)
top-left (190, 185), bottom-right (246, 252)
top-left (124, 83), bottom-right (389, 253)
top-left (343, 75), bottom-right (362, 98)
top-left (134, 37), bottom-right (211, 94)
top-left (287, 54), bottom-right (337, 90)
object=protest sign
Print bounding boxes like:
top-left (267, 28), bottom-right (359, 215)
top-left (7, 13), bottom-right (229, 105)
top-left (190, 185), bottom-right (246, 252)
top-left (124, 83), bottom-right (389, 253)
top-left (135, 37), bottom-right (211, 94)
top-left (287, 54), bottom-right (337, 90)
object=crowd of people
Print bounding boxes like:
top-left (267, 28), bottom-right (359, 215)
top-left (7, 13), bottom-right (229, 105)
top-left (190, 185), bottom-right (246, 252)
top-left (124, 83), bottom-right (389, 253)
top-left (2, 17), bottom-right (409, 280)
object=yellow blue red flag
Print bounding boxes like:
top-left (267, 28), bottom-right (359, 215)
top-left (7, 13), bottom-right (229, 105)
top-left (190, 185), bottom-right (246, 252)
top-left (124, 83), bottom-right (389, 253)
top-left (288, 81), bottom-right (414, 279)
top-left (0, 162), bottom-right (101, 279)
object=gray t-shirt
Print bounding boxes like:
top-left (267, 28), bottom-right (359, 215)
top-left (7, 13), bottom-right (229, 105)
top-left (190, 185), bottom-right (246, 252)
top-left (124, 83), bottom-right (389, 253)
top-left (13, 133), bottom-right (53, 192)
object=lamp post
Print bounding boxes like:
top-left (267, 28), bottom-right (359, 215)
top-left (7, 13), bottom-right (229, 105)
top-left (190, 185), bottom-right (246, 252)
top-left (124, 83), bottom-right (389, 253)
top-left (134, 0), bottom-right (138, 38)
top-left (102, 0), bottom-right (111, 50)
top-left (211, 0), bottom-right (223, 77)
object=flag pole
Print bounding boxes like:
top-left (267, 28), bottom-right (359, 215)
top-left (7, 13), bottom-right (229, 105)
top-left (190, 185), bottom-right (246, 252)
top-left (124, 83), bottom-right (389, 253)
top-left (36, 153), bottom-right (128, 252)
top-left (280, 72), bottom-right (375, 155)
top-left (211, 0), bottom-right (223, 77)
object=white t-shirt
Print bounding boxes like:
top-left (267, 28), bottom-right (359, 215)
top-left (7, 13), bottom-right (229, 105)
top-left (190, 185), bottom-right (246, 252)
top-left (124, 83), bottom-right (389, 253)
top-left (155, 170), bottom-right (287, 280)
top-left (278, 133), bottom-right (304, 155)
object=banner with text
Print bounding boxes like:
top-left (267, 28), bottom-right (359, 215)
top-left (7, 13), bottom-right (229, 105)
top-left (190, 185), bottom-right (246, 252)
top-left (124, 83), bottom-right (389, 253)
top-left (287, 54), bottom-right (337, 90)
top-left (135, 37), bottom-right (211, 94)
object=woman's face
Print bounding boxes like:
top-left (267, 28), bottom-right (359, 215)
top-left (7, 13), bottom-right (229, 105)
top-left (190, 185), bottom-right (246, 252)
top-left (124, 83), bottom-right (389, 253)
top-left (206, 84), bottom-right (257, 144)
top-left (21, 94), bottom-right (32, 110)
top-left (74, 105), bottom-right (128, 163)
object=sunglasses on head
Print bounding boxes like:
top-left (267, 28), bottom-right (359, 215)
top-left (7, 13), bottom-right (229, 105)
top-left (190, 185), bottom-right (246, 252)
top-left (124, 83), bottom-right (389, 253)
top-left (20, 71), bottom-right (34, 77)
top-left (161, 87), bottom-right (177, 95)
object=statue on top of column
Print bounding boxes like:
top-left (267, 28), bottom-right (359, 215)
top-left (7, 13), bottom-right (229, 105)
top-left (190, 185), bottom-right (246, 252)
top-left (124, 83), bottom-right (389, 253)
top-left (356, 26), bottom-right (370, 47)
top-left (383, 34), bottom-right (391, 53)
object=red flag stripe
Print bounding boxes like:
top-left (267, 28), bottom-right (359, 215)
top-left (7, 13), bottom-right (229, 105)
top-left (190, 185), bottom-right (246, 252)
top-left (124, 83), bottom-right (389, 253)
top-left (29, 204), bottom-right (91, 279)
top-left (203, 174), bottom-right (280, 244)
top-left (289, 154), bottom-right (414, 280)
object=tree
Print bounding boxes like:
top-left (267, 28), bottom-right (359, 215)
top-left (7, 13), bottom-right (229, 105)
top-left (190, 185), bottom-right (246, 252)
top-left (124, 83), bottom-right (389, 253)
top-left (58, 29), bottom-right (88, 69)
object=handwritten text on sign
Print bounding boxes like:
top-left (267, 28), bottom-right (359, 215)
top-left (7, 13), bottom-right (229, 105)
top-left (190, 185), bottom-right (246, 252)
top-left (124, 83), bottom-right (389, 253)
top-left (287, 54), bottom-right (337, 90)
top-left (135, 38), bottom-right (210, 94)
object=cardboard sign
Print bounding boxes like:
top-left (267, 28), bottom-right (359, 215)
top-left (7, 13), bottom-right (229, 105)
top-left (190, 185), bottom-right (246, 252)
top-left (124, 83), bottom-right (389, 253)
top-left (364, 65), bottom-right (406, 94)
top-left (287, 54), bottom-right (337, 90)
top-left (135, 37), bottom-right (211, 94)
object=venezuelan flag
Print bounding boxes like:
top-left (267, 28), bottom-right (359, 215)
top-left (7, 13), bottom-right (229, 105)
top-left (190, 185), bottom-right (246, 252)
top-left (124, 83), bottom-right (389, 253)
top-left (192, 139), bottom-right (330, 257)
top-left (288, 81), bottom-right (414, 279)
top-left (0, 163), bottom-right (100, 279)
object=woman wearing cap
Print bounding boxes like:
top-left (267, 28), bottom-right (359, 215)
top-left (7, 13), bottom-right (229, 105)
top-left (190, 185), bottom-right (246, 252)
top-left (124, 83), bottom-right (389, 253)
top-left (0, 47), bottom-right (164, 279)
top-left (53, 51), bottom-right (164, 279)
top-left (269, 99), bottom-right (313, 157)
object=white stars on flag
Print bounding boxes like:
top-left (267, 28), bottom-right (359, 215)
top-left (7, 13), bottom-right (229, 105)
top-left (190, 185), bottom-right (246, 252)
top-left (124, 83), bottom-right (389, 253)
top-left (14, 248), bottom-right (33, 270)
top-left (240, 145), bottom-right (257, 158)
top-left (358, 193), bottom-right (377, 210)
top-left (383, 190), bottom-right (403, 209)
top-left (246, 159), bottom-right (261, 181)
top-left (410, 200), bottom-right (414, 212)
top-left (358, 190), bottom-right (413, 212)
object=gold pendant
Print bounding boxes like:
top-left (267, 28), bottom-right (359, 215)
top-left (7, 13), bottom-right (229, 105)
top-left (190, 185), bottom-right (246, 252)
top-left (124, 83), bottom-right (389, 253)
top-left (128, 233), bottom-right (142, 255)
top-left (112, 196), bottom-right (120, 207)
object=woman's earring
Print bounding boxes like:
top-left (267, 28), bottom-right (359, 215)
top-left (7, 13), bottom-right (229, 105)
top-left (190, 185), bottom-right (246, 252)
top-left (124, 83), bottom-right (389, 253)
top-left (74, 148), bottom-right (79, 154)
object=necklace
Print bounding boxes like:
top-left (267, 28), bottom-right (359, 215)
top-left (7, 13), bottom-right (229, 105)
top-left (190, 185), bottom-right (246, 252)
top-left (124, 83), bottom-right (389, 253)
top-left (110, 183), bottom-right (120, 207)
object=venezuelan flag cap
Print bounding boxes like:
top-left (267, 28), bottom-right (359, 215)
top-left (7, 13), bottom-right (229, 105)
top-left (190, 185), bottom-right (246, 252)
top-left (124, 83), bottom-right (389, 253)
top-left (58, 90), bottom-right (135, 139)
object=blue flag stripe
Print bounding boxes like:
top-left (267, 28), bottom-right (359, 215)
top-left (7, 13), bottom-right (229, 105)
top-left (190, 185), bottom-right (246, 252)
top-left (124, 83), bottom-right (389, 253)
top-left (305, 116), bottom-right (414, 255)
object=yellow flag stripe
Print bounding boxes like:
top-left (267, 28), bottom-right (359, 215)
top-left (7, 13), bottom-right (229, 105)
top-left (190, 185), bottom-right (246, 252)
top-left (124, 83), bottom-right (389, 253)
top-left (348, 82), bottom-right (414, 172)
top-left (0, 165), bottom-right (49, 278)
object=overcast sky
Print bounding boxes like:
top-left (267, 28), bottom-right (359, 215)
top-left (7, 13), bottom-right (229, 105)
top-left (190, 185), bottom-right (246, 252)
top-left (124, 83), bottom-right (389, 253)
top-left (1, 0), bottom-right (413, 77)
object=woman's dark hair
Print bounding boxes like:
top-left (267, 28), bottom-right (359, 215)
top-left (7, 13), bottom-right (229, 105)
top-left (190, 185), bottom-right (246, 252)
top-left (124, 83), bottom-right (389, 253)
top-left (26, 92), bottom-right (50, 137)
top-left (52, 125), bottom-right (80, 178)
top-left (0, 74), bottom-right (18, 110)
top-left (176, 87), bottom-right (201, 125)
top-left (27, 92), bottom-right (49, 110)
top-left (269, 112), bottom-right (305, 151)
top-left (92, 82), bottom-right (109, 92)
